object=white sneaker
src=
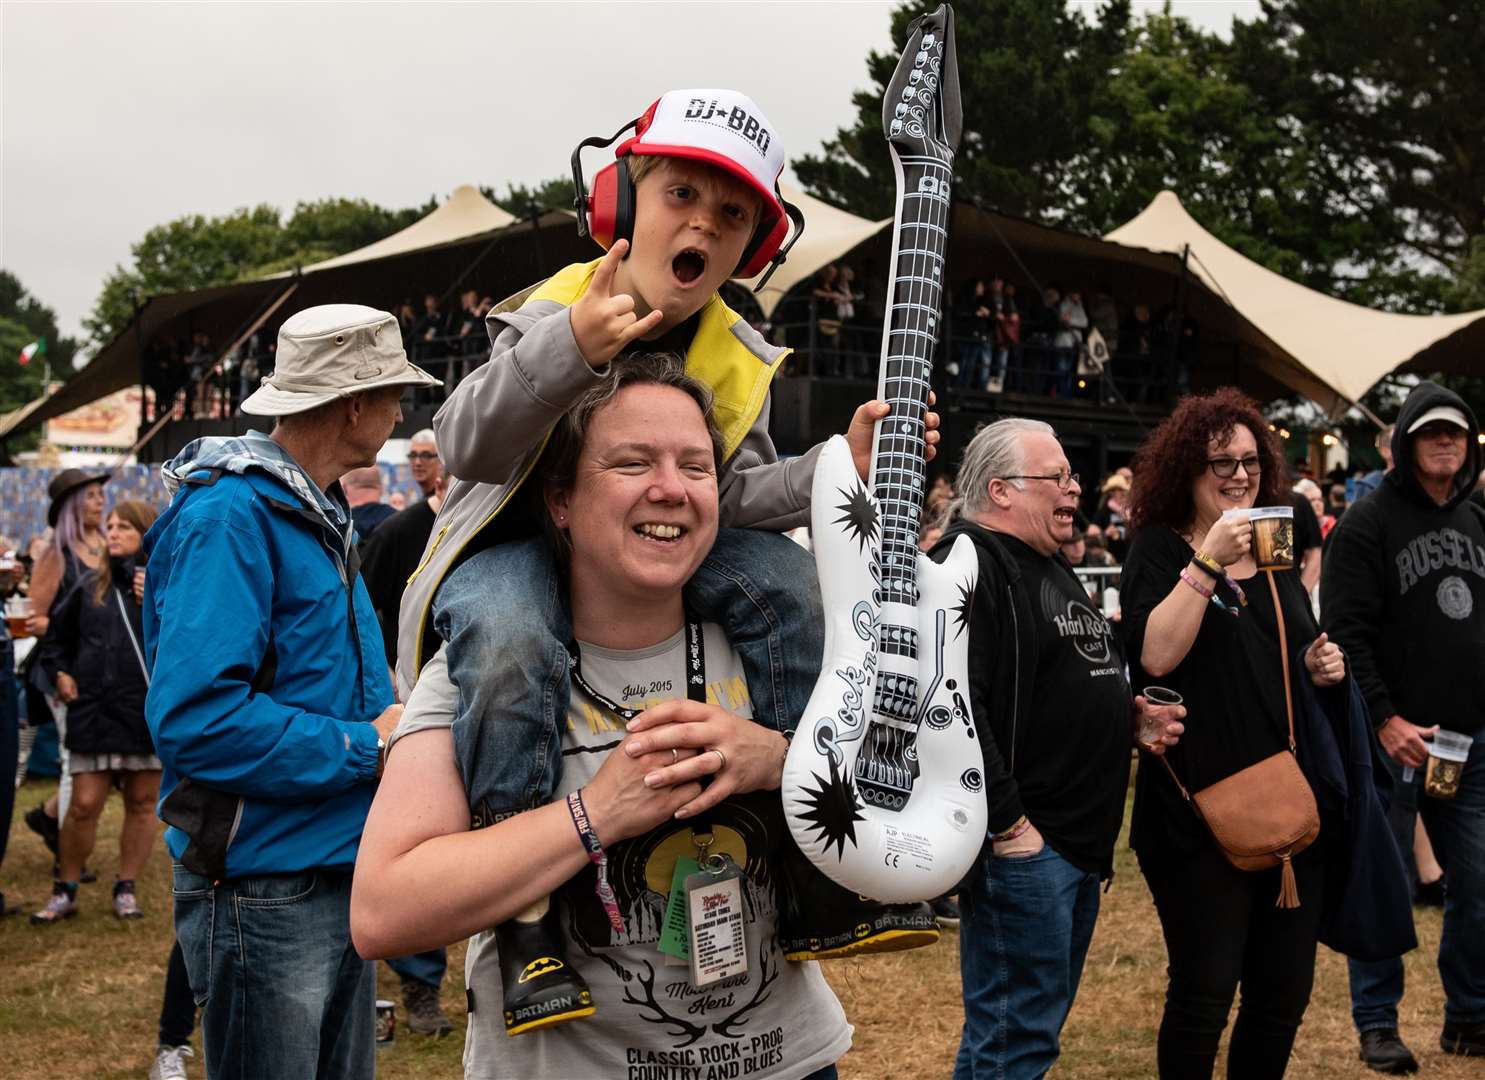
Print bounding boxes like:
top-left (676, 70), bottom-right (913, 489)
top-left (149, 1043), bottom-right (193, 1080)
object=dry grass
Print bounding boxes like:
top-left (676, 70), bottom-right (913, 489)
top-left (1, 771), bottom-right (1473, 1079)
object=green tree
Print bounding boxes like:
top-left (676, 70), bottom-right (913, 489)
top-left (793, 0), bottom-right (1131, 221)
top-left (0, 271), bottom-right (80, 452)
top-left (482, 178), bottom-right (577, 218)
top-left (1227, 0), bottom-right (1485, 311)
top-left (85, 205), bottom-right (286, 346)
top-left (83, 195), bottom-right (444, 348)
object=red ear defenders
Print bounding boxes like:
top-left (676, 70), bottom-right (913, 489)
top-left (571, 121), bottom-right (804, 290)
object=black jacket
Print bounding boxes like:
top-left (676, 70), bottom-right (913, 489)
top-left (931, 519), bottom-right (1132, 876)
top-left (1320, 382), bottom-right (1485, 735)
top-left (1295, 663), bottom-right (1417, 962)
top-left (360, 499), bottom-right (436, 665)
top-left (38, 557), bottom-right (153, 756)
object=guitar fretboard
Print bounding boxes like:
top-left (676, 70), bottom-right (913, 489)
top-left (871, 154), bottom-right (952, 619)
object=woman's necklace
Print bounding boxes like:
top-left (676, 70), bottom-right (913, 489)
top-left (80, 535), bottom-right (104, 559)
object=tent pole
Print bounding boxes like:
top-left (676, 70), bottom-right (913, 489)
top-left (218, 278), bottom-right (300, 372)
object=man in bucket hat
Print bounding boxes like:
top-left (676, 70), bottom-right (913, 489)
top-left (141, 305), bottom-right (439, 1079)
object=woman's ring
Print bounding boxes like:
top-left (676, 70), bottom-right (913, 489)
top-left (671, 748), bottom-right (680, 766)
top-left (711, 748), bottom-right (727, 772)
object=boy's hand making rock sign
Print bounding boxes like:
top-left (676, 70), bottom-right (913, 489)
top-left (570, 240), bottom-right (666, 370)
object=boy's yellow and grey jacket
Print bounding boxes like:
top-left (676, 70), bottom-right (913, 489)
top-left (394, 259), bottom-right (821, 697)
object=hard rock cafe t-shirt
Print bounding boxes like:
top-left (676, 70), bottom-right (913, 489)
top-left (995, 534), bottom-right (1133, 875)
top-left (397, 624), bottom-right (852, 1080)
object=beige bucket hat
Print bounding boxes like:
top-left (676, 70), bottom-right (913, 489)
top-left (241, 304), bottom-right (442, 417)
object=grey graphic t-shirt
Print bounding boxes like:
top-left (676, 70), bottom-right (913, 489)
top-left (396, 625), bottom-right (852, 1080)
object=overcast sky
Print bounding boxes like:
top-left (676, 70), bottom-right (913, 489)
top-left (1, 1), bottom-right (1258, 350)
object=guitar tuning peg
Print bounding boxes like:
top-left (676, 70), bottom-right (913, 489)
top-left (901, 86), bottom-right (915, 101)
top-left (895, 102), bottom-right (909, 118)
top-left (889, 120), bottom-right (904, 136)
top-left (909, 70), bottom-right (922, 85)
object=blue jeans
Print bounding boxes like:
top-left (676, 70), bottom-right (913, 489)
top-left (957, 341), bottom-right (993, 389)
top-left (1051, 347), bottom-right (1075, 397)
top-left (1350, 731), bottom-right (1485, 1031)
top-left (172, 864), bottom-right (375, 1080)
top-left (385, 949), bottom-right (446, 990)
top-left (437, 529), bottom-right (824, 822)
top-left (953, 843), bottom-right (1102, 1080)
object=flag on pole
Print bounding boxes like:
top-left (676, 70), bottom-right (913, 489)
top-left (19, 338), bottom-right (45, 366)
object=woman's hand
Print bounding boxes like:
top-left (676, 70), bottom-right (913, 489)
top-left (581, 732), bottom-right (703, 847)
top-left (26, 613), bottom-right (48, 637)
top-left (623, 699), bottom-right (789, 819)
top-left (56, 672), bottom-right (79, 703)
top-left (1197, 513), bottom-right (1251, 567)
top-left (1304, 632), bottom-right (1346, 688)
top-left (133, 568), bottom-right (146, 605)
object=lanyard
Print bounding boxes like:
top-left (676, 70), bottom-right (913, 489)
top-left (566, 612), bottom-right (709, 717)
top-left (564, 613), bottom-right (710, 937)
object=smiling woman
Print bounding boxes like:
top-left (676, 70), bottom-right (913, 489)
top-left (351, 353), bottom-right (852, 1080)
top-left (1119, 387), bottom-right (1344, 1079)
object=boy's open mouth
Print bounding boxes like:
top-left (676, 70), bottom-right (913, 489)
top-left (672, 249), bottom-right (707, 285)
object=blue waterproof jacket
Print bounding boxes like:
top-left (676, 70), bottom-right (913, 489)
top-left (143, 431), bottom-right (390, 878)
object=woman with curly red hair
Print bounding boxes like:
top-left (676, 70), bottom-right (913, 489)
top-left (1120, 388), bottom-right (1346, 1079)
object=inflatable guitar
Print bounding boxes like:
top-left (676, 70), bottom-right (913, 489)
top-left (782, 3), bottom-right (985, 903)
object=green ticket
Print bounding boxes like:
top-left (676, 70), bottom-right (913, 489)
top-left (657, 856), bottom-right (700, 959)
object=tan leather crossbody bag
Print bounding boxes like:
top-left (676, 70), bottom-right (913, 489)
top-left (1160, 570), bottom-right (1320, 907)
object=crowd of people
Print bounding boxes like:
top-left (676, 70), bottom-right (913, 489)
top-left (140, 258), bottom-right (1193, 429)
top-left (3, 85), bottom-right (1483, 1080)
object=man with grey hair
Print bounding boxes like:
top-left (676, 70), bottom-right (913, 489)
top-left (364, 432), bottom-right (445, 667)
top-left (930, 417), bottom-right (1181, 1079)
top-left (406, 427), bottom-right (442, 501)
top-left (142, 304), bottom-right (440, 1078)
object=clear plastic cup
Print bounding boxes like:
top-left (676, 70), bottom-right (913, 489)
top-left (1424, 730), bottom-right (1473, 800)
top-left (1139, 686), bottom-right (1183, 750)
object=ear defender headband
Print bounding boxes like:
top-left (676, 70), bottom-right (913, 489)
top-left (570, 92), bottom-right (806, 291)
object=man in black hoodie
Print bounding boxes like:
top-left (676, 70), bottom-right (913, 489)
top-left (1322, 381), bottom-right (1485, 1071)
top-left (930, 417), bottom-right (1181, 1078)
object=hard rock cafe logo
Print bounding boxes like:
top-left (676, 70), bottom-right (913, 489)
top-left (1041, 579), bottom-right (1112, 665)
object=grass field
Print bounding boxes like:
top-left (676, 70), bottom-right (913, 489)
top-left (1, 771), bottom-right (1473, 1079)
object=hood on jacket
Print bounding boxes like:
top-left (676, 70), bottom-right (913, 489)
top-left (161, 430), bottom-right (348, 537)
top-left (1387, 381), bottom-right (1481, 512)
top-left (156, 430), bottom-right (355, 578)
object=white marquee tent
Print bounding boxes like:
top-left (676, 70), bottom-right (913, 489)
top-left (1105, 191), bottom-right (1485, 409)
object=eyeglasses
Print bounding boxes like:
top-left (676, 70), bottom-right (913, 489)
top-left (407, 451), bottom-right (440, 462)
top-left (1206, 455), bottom-right (1261, 479)
top-left (1001, 470), bottom-right (1080, 493)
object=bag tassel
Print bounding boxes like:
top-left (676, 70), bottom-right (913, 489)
top-left (1276, 852), bottom-right (1300, 909)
